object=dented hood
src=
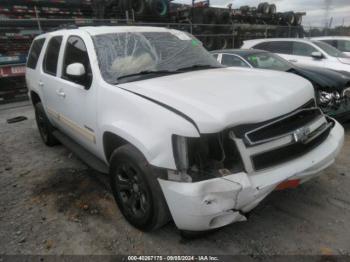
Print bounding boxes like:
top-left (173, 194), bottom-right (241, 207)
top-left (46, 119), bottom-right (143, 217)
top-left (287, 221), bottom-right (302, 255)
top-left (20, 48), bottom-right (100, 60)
top-left (119, 67), bottom-right (315, 133)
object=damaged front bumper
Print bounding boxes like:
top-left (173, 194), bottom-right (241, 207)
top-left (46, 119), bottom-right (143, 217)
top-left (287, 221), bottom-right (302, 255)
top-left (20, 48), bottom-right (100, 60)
top-left (158, 121), bottom-right (344, 231)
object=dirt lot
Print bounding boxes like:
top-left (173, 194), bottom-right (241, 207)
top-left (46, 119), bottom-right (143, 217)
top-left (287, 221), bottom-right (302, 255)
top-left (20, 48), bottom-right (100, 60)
top-left (1, 101), bottom-right (350, 255)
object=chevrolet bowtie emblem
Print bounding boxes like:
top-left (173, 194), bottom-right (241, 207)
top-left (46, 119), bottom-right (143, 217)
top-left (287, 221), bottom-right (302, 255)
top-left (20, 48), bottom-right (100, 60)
top-left (293, 127), bottom-right (311, 143)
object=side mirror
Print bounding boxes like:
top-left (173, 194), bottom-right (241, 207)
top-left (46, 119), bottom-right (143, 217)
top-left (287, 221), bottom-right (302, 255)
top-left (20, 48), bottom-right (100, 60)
top-left (66, 63), bottom-right (86, 77)
top-left (66, 63), bottom-right (91, 89)
top-left (311, 52), bottom-right (323, 59)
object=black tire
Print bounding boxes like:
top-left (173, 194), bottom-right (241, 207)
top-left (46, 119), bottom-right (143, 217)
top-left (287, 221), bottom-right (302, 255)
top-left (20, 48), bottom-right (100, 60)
top-left (34, 102), bottom-right (58, 147)
top-left (148, 0), bottom-right (169, 18)
top-left (294, 14), bottom-right (303, 26)
top-left (199, 31), bottom-right (216, 50)
top-left (202, 8), bottom-right (217, 25)
top-left (109, 144), bottom-right (170, 231)
top-left (258, 2), bottom-right (269, 14)
top-left (218, 11), bottom-right (231, 24)
top-left (239, 5), bottom-right (250, 14)
top-left (217, 37), bottom-right (231, 50)
top-left (283, 12), bottom-right (295, 25)
top-left (130, 0), bottom-right (147, 17)
top-left (269, 4), bottom-right (277, 15)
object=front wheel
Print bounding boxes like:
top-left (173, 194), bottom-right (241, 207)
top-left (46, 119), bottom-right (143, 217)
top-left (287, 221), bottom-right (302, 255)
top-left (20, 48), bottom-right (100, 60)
top-left (109, 144), bottom-right (170, 231)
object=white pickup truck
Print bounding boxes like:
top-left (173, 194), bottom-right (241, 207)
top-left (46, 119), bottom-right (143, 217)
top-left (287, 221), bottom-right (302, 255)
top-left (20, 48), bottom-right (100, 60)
top-left (26, 26), bottom-right (344, 233)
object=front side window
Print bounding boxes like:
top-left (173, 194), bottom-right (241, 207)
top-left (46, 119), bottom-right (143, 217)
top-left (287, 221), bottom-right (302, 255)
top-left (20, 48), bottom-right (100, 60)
top-left (254, 41), bottom-right (293, 55)
top-left (27, 38), bottom-right (45, 69)
top-left (322, 39), bottom-right (337, 48)
top-left (337, 40), bottom-right (350, 52)
top-left (312, 41), bottom-right (347, 58)
top-left (43, 36), bottom-right (63, 76)
top-left (292, 42), bottom-right (318, 57)
top-left (62, 36), bottom-right (92, 87)
top-left (244, 52), bottom-right (292, 71)
top-left (93, 31), bottom-right (221, 84)
top-left (221, 54), bottom-right (250, 67)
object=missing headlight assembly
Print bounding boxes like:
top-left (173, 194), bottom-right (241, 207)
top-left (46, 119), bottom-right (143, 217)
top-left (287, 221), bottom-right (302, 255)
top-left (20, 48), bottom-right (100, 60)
top-left (171, 132), bottom-right (245, 182)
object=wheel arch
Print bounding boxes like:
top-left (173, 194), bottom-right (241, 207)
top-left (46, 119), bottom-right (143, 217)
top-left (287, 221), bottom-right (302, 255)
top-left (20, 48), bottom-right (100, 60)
top-left (103, 131), bottom-right (154, 166)
top-left (30, 90), bottom-right (41, 106)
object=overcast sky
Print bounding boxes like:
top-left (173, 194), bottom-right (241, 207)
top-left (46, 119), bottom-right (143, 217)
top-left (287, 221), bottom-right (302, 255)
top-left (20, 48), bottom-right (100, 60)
top-left (173, 0), bottom-right (350, 28)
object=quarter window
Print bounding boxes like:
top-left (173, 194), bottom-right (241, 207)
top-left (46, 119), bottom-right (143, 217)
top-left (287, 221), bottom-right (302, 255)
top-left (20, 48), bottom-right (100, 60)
top-left (27, 38), bottom-right (45, 69)
top-left (322, 40), bottom-right (337, 48)
top-left (221, 54), bottom-right (249, 67)
top-left (337, 40), bottom-right (350, 52)
top-left (43, 36), bottom-right (63, 76)
top-left (254, 41), bottom-right (292, 55)
top-left (62, 36), bottom-right (92, 87)
top-left (292, 42), bottom-right (318, 57)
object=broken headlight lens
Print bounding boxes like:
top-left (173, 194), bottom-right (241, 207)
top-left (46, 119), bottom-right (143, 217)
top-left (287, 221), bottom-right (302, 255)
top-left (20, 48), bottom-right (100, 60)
top-left (318, 90), bottom-right (341, 109)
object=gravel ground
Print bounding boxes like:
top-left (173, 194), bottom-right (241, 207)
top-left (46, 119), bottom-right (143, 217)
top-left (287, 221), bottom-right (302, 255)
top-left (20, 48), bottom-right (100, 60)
top-left (0, 102), bottom-right (350, 255)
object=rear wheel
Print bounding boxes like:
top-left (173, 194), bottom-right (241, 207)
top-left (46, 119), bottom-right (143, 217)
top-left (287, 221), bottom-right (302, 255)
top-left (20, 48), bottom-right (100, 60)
top-left (109, 144), bottom-right (170, 231)
top-left (34, 102), bottom-right (58, 147)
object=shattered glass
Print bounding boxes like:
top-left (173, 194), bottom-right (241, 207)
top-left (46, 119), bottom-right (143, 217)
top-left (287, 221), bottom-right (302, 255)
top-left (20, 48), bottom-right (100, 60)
top-left (92, 30), bottom-right (221, 84)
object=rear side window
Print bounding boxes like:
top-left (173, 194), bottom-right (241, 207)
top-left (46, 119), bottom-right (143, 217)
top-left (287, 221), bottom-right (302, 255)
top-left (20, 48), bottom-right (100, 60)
top-left (322, 40), bottom-right (337, 48)
top-left (222, 54), bottom-right (250, 67)
top-left (337, 40), bottom-right (350, 52)
top-left (27, 38), bottom-right (45, 69)
top-left (254, 41), bottom-right (292, 55)
top-left (43, 36), bottom-right (63, 76)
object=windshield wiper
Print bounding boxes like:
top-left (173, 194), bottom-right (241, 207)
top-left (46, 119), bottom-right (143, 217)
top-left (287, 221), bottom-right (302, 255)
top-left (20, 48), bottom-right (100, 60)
top-left (176, 64), bottom-right (222, 72)
top-left (117, 70), bottom-right (177, 81)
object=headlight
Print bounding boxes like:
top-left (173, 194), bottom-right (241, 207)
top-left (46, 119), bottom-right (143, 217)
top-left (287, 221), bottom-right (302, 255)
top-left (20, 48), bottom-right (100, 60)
top-left (343, 87), bottom-right (350, 98)
top-left (318, 90), bottom-right (341, 109)
top-left (171, 133), bottom-right (244, 182)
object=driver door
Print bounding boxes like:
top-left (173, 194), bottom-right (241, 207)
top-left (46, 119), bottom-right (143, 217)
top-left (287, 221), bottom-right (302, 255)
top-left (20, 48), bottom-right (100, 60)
top-left (56, 35), bottom-right (98, 153)
top-left (291, 41), bottom-right (325, 68)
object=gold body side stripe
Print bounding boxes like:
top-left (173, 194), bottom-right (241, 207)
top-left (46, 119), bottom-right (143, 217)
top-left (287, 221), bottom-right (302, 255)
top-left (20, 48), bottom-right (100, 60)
top-left (46, 106), bottom-right (96, 144)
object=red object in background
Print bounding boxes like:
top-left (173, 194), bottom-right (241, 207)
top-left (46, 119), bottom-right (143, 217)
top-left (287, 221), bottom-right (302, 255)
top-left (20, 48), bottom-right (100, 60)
top-left (0, 65), bottom-right (26, 78)
top-left (275, 179), bottom-right (300, 191)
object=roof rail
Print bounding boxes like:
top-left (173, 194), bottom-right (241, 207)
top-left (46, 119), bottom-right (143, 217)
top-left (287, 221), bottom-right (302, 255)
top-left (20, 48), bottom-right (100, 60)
top-left (48, 24), bottom-right (79, 32)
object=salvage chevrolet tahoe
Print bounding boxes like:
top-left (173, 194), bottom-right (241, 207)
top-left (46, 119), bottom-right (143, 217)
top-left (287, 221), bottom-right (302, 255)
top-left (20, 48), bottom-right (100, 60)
top-left (26, 26), bottom-right (344, 232)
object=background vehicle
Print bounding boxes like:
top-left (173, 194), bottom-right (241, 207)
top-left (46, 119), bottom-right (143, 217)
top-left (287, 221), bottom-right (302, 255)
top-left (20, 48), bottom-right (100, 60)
top-left (311, 37), bottom-right (350, 56)
top-left (212, 49), bottom-right (350, 120)
top-left (0, 0), bottom-right (306, 104)
top-left (26, 26), bottom-right (344, 233)
top-left (241, 38), bottom-right (350, 73)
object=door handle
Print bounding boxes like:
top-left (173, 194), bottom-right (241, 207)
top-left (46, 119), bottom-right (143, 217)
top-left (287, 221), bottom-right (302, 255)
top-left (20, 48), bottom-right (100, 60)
top-left (289, 59), bottom-right (298, 63)
top-left (38, 81), bottom-right (44, 87)
top-left (56, 90), bottom-right (66, 98)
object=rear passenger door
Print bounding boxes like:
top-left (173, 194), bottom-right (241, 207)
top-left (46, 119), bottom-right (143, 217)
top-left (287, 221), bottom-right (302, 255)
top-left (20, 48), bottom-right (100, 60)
top-left (26, 38), bottom-right (46, 98)
top-left (254, 41), bottom-right (294, 62)
top-left (40, 35), bottom-right (64, 127)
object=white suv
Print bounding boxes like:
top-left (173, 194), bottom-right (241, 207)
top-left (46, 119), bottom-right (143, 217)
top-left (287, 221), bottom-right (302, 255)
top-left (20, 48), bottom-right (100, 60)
top-left (311, 36), bottom-right (350, 56)
top-left (242, 38), bottom-right (350, 73)
top-left (26, 26), bottom-right (344, 232)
